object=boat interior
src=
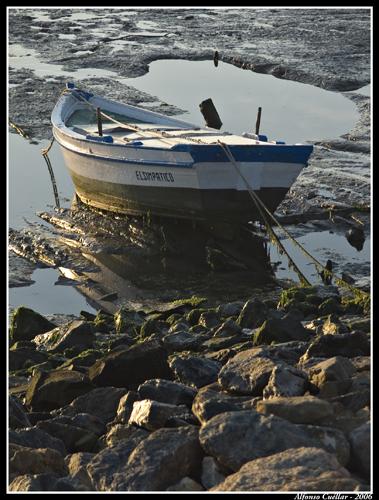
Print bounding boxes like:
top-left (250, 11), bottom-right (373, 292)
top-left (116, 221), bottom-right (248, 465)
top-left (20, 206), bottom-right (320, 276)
top-left (65, 107), bottom-right (271, 149)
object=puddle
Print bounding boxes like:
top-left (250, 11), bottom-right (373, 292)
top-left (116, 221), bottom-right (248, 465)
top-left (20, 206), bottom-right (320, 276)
top-left (8, 43), bottom-right (125, 81)
top-left (269, 229), bottom-right (370, 284)
top-left (125, 59), bottom-right (359, 143)
top-left (8, 134), bottom-right (74, 229)
top-left (9, 267), bottom-right (96, 315)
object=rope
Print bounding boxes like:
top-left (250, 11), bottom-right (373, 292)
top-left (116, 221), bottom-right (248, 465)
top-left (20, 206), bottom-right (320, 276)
top-left (9, 119), bottom-right (32, 141)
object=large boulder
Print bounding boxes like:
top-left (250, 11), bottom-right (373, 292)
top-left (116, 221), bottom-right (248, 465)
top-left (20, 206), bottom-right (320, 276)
top-left (25, 370), bottom-right (94, 411)
top-left (113, 391), bottom-right (140, 425)
top-left (138, 379), bottom-right (196, 407)
top-left (257, 395), bottom-right (334, 424)
top-left (58, 387), bottom-right (127, 423)
top-left (9, 446), bottom-right (68, 478)
top-left (212, 447), bottom-right (360, 491)
top-left (218, 352), bottom-right (276, 395)
top-left (109, 427), bottom-right (203, 491)
top-left (88, 340), bottom-right (172, 388)
top-left (33, 321), bottom-right (94, 353)
top-left (168, 355), bottom-right (221, 388)
top-left (199, 410), bottom-right (350, 471)
top-left (9, 427), bottom-right (66, 456)
top-left (10, 307), bottom-right (56, 343)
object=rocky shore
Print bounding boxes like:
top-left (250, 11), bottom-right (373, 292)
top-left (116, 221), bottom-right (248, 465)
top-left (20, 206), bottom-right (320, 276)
top-left (9, 284), bottom-right (371, 491)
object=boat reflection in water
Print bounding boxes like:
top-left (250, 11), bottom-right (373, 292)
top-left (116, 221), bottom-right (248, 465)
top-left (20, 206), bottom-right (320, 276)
top-left (67, 207), bottom-right (276, 313)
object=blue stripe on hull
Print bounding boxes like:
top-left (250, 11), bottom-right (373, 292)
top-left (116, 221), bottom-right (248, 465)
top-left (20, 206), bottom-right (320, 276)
top-left (175, 143), bottom-right (314, 164)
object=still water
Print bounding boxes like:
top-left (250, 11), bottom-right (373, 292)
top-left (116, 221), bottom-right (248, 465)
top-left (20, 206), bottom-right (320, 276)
top-left (8, 59), bottom-right (370, 315)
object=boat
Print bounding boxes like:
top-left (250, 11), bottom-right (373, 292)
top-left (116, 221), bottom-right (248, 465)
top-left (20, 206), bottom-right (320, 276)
top-left (51, 83), bottom-right (313, 223)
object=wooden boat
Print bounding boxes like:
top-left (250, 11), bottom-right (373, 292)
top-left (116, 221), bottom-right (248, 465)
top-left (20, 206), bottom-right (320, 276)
top-left (51, 83), bottom-right (313, 223)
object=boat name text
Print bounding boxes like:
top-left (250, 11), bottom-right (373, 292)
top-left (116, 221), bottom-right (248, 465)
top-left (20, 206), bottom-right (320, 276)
top-left (136, 170), bottom-right (174, 183)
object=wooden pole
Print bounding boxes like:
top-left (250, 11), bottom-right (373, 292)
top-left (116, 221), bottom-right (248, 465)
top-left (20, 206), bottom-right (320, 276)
top-left (255, 107), bottom-right (262, 135)
top-left (199, 98), bottom-right (223, 129)
top-left (97, 107), bottom-right (103, 136)
top-left (213, 50), bottom-right (219, 67)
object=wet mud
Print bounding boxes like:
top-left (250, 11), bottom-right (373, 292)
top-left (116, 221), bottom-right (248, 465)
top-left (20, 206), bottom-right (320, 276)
top-left (8, 8), bottom-right (371, 311)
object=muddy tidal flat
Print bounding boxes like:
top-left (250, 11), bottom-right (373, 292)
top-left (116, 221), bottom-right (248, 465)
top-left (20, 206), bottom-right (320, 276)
top-left (8, 7), bottom-right (371, 493)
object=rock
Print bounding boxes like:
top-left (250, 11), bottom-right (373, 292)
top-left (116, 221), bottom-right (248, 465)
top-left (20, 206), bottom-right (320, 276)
top-left (9, 347), bottom-right (48, 372)
top-left (86, 427), bottom-right (149, 490)
top-left (9, 396), bottom-right (31, 429)
top-left (216, 301), bottom-right (244, 317)
top-left (36, 420), bottom-right (99, 453)
top-left (296, 424), bottom-right (350, 466)
top-left (301, 331), bottom-right (369, 360)
top-left (198, 310), bottom-right (221, 329)
top-left (114, 308), bottom-right (145, 335)
top-left (254, 316), bottom-right (311, 345)
top-left (128, 399), bottom-right (190, 430)
top-left (9, 473), bottom-right (79, 491)
top-left (162, 330), bottom-right (203, 352)
top-left (263, 365), bottom-right (308, 398)
top-left (309, 356), bottom-right (356, 397)
top-left (329, 390), bottom-right (370, 413)
top-left (351, 356), bottom-right (370, 372)
top-left (169, 355), bottom-right (221, 388)
top-left (109, 427), bottom-right (203, 491)
top-left (9, 427), bottom-right (66, 456)
top-left (201, 456), bottom-right (226, 489)
top-left (236, 298), bottom-right (267, 329)
top-left (138, 379), bottom-right (196, 407)
top-left (192, 383), bottom-right (257, 425)
top-left (65, 452), bottom-right (94, 490)
top-left (318, 297), bottom-right (342, 315)
top-left (257, 395), bottom-right (334, 424)
top-left (88, 340), bottom-right (172, 388)
top-left (166, 477), bottom-right (204, 491)
top-left (322, 314), bottom-right (349, 335)
top-left (213, 318), bottom-right (241, 338)
top-left (249, 341), bottom-right (309, 365)
top-left (10, 446), bottom-right (68, 477)
top-left (59, 387), bottom-right (127, 423)
top-left (10, 306), bottom-right (56, 343)
top-left (103, 424), bottom-right (148, 448)
top-left (212, 447), bottom-right (360, 491)
top-left (204, 348), bottom-right (237, 365)
top-left (140, 318), bottom-right (169, 339)
top-left (348, 421), bottom-right (370, 480)
top-left (33, 321), bottom-right (94, 353)
top-left (218, 352), bottom-right (276, 395)
top-left (202, 334), bottom-right (248, 351)
top-left (25, 370), bottom-right (94, 411)
top-left (199, 410), bottom-right (350, 471)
